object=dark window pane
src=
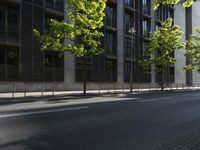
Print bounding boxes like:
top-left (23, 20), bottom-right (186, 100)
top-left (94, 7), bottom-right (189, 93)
top-left (0, 6), bottom-right (5, 38)
top-left (105, 5), bottom-right (116, 27)
top-left (0, 48), bottom-right (5, 79)
top-left (143, 19), bottom-right (150, 37)
top-left (6, 47), bottom-right (19, 79)
top-left (7, 7), bottom-right (19, 39)
top-left (125, 0), bottom-right (134, 8)
top-left (44, 52), bottom-right (53, 67)
top-left (54, 53), bottom-right (64, 68)
top-left (105, 32), bottom-right (117, 56)
top-left (143, 0), bottom-right (150, 15)
top-left (46, 0), bottom-right (54, 9)
top-left (46, 0), bottom-right (64, 12)
top-left (124, 11), bottom-right (134, 33)
top-left (55, 0), bottom-right (63, 11)
top-left (7, 48), bottom-right (19, 65)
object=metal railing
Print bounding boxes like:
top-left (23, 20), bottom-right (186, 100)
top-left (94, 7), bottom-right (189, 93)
top-left (1, 83), bottom-right (200, 99)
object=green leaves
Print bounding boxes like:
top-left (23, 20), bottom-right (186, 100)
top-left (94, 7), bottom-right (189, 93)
top-left (144, 18), bottom-right (185, 72)
top-left (153, 0), bottom-right (193, 9)
top-left (33, 0), bottom-right (107, 57)
top-left (185, 26), bottom-right (200, 72)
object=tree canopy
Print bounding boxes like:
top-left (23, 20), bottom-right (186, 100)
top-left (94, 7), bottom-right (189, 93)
top-left (144, 18), bottom-right (185, 89)
top-left (153, 0), bottom-right (193, 9)
top-left (33, 0), bottom-right (107, 57)
top-left (185, 26), bottom-right (200, 72)
top-left (144, 18), bottom-right (184, 66)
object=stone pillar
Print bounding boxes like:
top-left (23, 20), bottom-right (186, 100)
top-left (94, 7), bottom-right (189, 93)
top-left (191, 1), bottom-right (200, 85)
top-left (117, 0), bottom-right (124, 86)
top-left (174, 3), bottom-right (186, 85)
top-left (150, 2), bottom-right (156, 84)
top-left (64, 1), bottom-right (76, 87)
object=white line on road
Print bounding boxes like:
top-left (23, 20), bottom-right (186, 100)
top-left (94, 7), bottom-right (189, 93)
top-left (0, 106), bottom-right (89, 119)
top-left (139, 97), bottom-right (172, 102)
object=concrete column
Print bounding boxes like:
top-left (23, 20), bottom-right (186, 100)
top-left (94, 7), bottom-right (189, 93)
top-left (150, 2), bottom-right (156, 84)
top-left (185, 7), bottom-right (193, 85)
top-left (174, 4), bottom-right (186, 85)
top-left (117, 0), bottom-right (124, 85)
top-left (64, 1), bottom-right (76, 85)
top-left (191, 1), bottom-right (200, 85)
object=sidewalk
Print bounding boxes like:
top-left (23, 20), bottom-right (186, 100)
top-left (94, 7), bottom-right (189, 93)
top-left (0, 86), bottom-right (199, 106)
top-left (0, 86), bottom-right (200, 99)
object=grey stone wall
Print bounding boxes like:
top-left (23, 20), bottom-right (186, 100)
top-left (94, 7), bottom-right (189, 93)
top-left (191, 1), bottom-right (200, 84)
top-left (117, 0), bottom-right (124, 84)
top-left (174, 3), bottom-right (186, 85)
top-left (0, 0), bottom-right (159, 92)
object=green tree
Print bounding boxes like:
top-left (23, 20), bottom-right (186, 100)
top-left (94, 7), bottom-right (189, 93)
top-left (33, 0), bottom-right (107, 95)
top-left (144, 18), bottom-right (185, 90)
top-left (185, 26), bottom-right (200, 72)
top-left (153, 0), bottom-right (193, 9)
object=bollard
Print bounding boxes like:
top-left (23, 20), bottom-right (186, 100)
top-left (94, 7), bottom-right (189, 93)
top-left (12, 83), bottom-right (16, 98)
top-left (41, 82), bottom-right (44, 97)
top-left (24, 83), bottom-right (26, 97)
top-left (52, 84), bottom-right (55, 96)
top-left (98, 84), bottom-right (100, 95)
top-left (12, 83), bottom-right (15, 98)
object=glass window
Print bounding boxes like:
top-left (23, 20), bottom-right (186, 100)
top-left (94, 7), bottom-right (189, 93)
top-left (105, 5), bottom-right (116, 27)
top-left (7, 48), bottom-right (19, 65)
top-left (0, 6), bottom-right (5, 37)
top-left (0, 48), bottom-right (5, 65)
top-left (46, 0), bottom-right (54, 9)
top-left (46, 0), bottom-right (63, 12)
top-left (143, 19), bottom-right (150, 37)
top-left (55, 0), bottom-right (63, 11)
top-left (125, 0), bottom-right (134, 8)
top-left (156, 7), bottom-right (162, 21)
top-left (143, 0), bottom-right (150, 15)
top-left (105, 32), bottom-right (116, 56)
top-left (168, 9), bottom-right (174, 18)
top-left (124, 37), bottom-right (132, 58)
top-left (7, 7), bottom-right (19, 39)
top-left (54, 53), bottom-right (64, 68)
top-left (44, 52), bottom-right (53, 67)
top-left (0, 49), bottom-right (5, 79)
top-left (124, 11), bottom-right (134, 33)
top-left (44, 51), bottom-right (64, 68)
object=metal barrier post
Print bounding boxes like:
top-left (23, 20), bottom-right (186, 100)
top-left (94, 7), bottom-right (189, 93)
top-left (98, 84), bottom-right (100, 95)
top-left (24, 83), bottom-right (26, 97)
top-left (41, 82), bottom-right (44, 97)
top-left (12, 83), bottom-right (15, 98)
top-left (52, 84), bottom-right (55, 96)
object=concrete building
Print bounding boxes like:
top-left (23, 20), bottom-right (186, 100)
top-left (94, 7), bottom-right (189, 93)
top-left (0, 0), bottom-right (197, 92)
top-left (174, 0), bottom-right (200, 86)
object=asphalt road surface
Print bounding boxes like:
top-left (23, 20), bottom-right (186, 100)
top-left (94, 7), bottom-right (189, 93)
top-left (1, 91), bottom-right (200, 150)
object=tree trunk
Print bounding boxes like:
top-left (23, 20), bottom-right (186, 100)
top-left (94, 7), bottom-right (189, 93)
top-left (161, 65), bottom-right (164, 91)
top-left (83, 56), bottom-right (87, 96)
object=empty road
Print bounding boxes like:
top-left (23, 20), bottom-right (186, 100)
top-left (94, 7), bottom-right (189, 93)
top-left (1, 91), bottom-right (200, 150)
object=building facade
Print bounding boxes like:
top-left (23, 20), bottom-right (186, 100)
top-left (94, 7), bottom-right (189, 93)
top-left (0, 0), bottom-right (197, 92)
